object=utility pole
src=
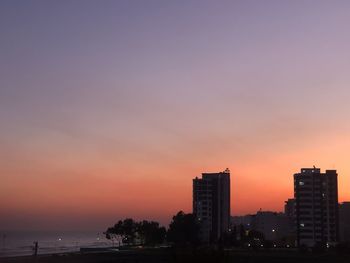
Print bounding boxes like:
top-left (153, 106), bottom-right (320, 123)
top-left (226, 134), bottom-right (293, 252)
top-left (33, 241), bottom-right (38, 256)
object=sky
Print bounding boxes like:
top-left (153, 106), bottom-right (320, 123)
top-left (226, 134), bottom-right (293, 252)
top-left (1, 0), bottom-right (350, 231)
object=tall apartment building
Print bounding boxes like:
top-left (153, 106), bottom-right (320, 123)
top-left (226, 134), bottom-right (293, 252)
top-left (193, 169), bottom-right (230, 243)
top-left (294, 168), bottom-right (339, 247)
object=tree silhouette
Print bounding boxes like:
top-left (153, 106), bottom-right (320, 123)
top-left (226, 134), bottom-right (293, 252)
top-left (137, 220), bottom-right (166, 245)
top-left (105, 218), bottom-right (137, 245)
top-left (105, 218), bottom-right (165, 246)
top-left (167, 211), bottom-right (200, 246)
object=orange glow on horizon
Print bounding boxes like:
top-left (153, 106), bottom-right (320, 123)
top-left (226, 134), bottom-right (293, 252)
top-left (1, 130), bottom-right (349, 230)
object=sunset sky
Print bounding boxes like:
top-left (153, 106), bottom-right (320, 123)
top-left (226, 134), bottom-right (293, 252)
top-left (1, 1), bottom-right (350, 231)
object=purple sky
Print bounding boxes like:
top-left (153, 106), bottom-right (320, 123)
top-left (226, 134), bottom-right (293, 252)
top-left (1, 1), bottom-right (350, 231)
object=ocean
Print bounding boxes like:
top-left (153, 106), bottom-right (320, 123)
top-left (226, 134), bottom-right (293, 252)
top-left (0, 231), bottom-right (113, 258)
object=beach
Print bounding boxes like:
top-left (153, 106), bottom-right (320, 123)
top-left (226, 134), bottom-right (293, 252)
top-left (2, 247), bottom-right (350, 263)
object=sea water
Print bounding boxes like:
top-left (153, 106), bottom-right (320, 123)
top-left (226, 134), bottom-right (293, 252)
top-left (0, 231), bottom-right (112, 257)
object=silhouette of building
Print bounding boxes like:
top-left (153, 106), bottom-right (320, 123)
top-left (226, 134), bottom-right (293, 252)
top-left (284, 198), bottom-right (295, 220)
top-left (251, 211), bottom-right (289, 241)
top-left (193, 169), bottom-right (230, 243)
top-left (231, 215), bottom-right (253, 229)
top-left (284, 198), bottom-right (296, 236)
top-left (230, 215), bottom-right (253, 241)
top-left (294, 168), bottom-right (339, 247)
top-left (231, 211), bottom-right (291, 243)
top-left (339, 202), bottom-right (350, 242)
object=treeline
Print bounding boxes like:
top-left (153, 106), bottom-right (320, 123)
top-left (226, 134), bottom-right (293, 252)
top-left (105, 211), bottom-right (267, 247)
top-left (105, 219), bottom-right (166, 245)
top-left (105, 212), bottom-right (350, 253)
top-left (105, 211), bottom-right (199, 246)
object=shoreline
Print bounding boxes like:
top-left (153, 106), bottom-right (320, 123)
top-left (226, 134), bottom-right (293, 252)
top-left (0, 246), bottom-right (120, 259)
top-left (1, 247), bottom-right (350, 263)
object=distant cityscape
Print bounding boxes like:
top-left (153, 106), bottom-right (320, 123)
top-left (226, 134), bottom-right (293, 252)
top-left (193, 167), bottom-right (350, 248)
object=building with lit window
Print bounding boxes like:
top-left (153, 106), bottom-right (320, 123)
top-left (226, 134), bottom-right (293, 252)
top-left (294, 168), bottom-right (339, 247)
top-left (284, 198), bottom-right (295, 220)
top-left (193, 169), bottom-right (230, 243)
top-left (251, 210), bottom-right (290, 241)
top-left (231, 215), bottom-right (253, 230)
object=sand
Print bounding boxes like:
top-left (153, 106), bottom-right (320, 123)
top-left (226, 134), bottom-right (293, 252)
top-left (1, 247), bottom-right (350, 263)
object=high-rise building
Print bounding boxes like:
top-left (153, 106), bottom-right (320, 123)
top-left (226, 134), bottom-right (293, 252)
top-left (294, 168), bottom-right (339, 247)
top-left (193, 169), bottom-right (230, 243)
top-left (339, 202), bottom-right (350, 242)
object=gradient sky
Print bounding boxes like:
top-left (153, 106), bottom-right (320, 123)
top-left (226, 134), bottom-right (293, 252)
top-left (1, 0), bottom-right (350, 231)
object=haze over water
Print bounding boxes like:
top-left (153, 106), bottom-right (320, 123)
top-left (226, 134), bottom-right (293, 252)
top-left (0, 231), bottom-right (110, 257)
top-left (1, 0), bottom-right (350, 232)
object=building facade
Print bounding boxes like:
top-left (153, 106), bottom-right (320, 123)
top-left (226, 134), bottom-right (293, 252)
top-left (339, 202), bottom-right (350, 242)
top-left (294, 168), bottom-right (339, 247)
top-left (231, 211), bottom-right (291, 244)
top-left (251, 211), bottom-right (290, 241)
top-left (231, 215), bottom-right (253, 229)
top-left (193, 169), bottom-right (230, 243)
top-left (284, 198), bottom-right (296, 237)
top-left (284, 198), bottom-right (295, 220)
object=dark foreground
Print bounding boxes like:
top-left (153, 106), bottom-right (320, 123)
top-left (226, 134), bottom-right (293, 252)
top-left (2, 248), bottom-right (350, 263)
